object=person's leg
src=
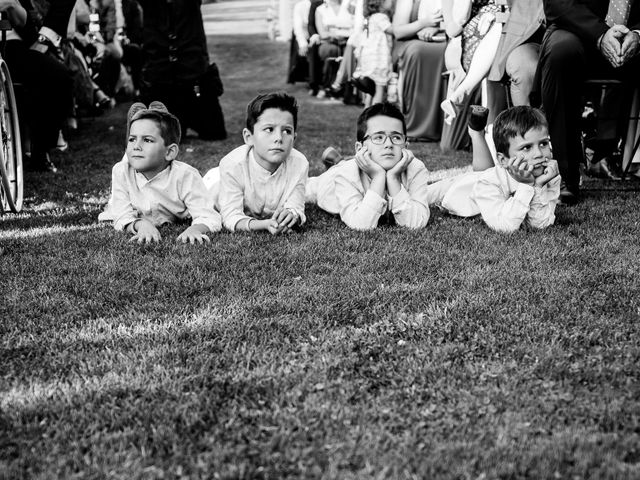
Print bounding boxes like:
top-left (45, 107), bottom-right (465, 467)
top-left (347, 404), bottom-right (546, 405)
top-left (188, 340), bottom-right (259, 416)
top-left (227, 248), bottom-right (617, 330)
top-left (444, 22), bottom-right (502, 109)
top-left (318, 41), bottom-right (341, 92)
top-left (372, 83), bottom-right (386, 105)
top-left (505, 42), bottom-right (539, 106)
top-left (538, 25), bottom-right (587, 197)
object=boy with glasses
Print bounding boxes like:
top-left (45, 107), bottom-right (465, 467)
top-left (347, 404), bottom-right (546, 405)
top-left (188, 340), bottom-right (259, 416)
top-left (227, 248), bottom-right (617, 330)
top-left (306, 102), bottom-right (434, 230)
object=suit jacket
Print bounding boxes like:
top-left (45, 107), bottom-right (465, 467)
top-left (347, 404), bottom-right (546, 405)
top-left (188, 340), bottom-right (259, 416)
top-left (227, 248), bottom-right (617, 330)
top-left (489, 0), bottom-right (545, 81)
top-left (544, 0), bottom-right (640, 45)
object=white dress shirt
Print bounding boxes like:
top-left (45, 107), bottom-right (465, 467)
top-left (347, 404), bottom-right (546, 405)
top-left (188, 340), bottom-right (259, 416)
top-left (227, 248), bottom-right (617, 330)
top-left (429, 166), bottom-right (561, 233)
top-left (307, 157), bottom-right (432, 230)
top-left (99, 155), bottom-right (222, 232)
top-left (206, 145), bottom-right (309, 232)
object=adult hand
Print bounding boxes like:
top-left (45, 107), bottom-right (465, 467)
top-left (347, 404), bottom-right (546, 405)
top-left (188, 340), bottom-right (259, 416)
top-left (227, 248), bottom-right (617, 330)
top-left (477, 12), bottom-right (496, 36)
top-left (534, 159), bottom-right (560, 188)
top-left (417, 26), bottom-right (440, 42)
top-left (620, 30), bottom-right (640, 64)
top-left (420, 9), bottom-right (443, 28)
top-left (355, 146), bottom-right (386, 180)
top-left (298, 41), bottom-right (309, 56)
top-left (599, 25), bottom-right (628, 68)
top-left (504, 154), bottom-right (535, 185)
top-left (387, 149), bottom-right (413, 180)
top-left (130, 219), bottom-right (162, 244)
top-left (176, 226), bottom-right (211, 244)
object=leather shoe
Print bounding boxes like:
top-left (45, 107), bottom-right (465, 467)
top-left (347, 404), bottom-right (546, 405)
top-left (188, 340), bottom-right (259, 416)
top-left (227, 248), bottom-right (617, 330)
top-left (468, 105), bottom-right (489, 131)
top-left (558, 182), bottom-right (579, 206)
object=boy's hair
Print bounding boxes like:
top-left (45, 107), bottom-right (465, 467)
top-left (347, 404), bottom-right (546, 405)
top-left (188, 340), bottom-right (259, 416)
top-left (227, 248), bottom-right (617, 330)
top-left (364, 0), bottom-right (387, 18)
top-left (246, 92), bottom-right (298, 132)
top-left (492, 106), bottom-right (548, 156)
top-left (356, 102), bottom-right (407, 142)
top-left (127, 101), bottom-right (182, 145)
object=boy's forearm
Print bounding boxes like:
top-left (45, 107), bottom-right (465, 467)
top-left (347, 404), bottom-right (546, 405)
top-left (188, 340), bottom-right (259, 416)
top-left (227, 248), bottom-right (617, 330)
top-left (368, 173), bottom-right (387, 198)
top-left (235, 218), bottom-right (268, 232)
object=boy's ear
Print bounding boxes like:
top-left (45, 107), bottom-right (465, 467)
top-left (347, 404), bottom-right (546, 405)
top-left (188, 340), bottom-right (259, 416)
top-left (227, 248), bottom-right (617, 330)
top-left (354, 141), bottom-right (363, 154)
top-left (165, 143), bottom-right (179, 162)
top-left (242, 128), bottom-right (253, 146)
top-left (495, 152), bottom-right (508, 167)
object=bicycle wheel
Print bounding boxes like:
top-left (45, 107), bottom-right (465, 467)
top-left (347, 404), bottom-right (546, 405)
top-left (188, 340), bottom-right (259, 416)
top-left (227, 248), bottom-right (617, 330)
top-left (0, 58), bottom-right (23, 213)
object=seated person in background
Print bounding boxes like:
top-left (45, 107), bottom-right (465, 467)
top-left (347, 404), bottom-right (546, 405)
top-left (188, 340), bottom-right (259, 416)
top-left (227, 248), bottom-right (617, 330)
top-left (536, 0), bottom-right (640, 205)
top-left (440, 0), bottom-right (504, 123)
top-left (484, 0), bottom-right (544, 114)
top-left (306, 102), bottom-right (438, 230)
top-left (314, 0), bottom-right (355, 97)
top-left (99, 102), bottom-right (221, 243)
top-left (351, 0), bottom-right (394, 106)
top-left (391, 0), bottom-right (446, 141)
top-left (429, 105), bottom-right (560, 233)
top-left (203, 92), bottom-right (309, 235)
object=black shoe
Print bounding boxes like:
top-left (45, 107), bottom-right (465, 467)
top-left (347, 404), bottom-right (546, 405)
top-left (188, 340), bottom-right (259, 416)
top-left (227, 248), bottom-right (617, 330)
top-left (558, 182), bottom-right (579, 205)
top-left (468, 105), bottom-right (489, 131)
top-left (350, 76), bottom-right (376, 96)
top-left (24, 152), bottom-right (58, 173)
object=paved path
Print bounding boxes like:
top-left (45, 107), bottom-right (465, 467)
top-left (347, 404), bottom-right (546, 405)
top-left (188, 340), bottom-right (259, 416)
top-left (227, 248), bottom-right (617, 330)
top-left (202, 0), bottom-right (272, 36)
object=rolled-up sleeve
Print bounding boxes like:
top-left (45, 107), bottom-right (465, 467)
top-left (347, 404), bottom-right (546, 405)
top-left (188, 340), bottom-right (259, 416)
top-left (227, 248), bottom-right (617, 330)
top-left (218, 161), bottom-right (251, 232)
top-left (283, 160), bottom-right (309, 225)
top-left (389, 161), bottom-right (431, 229)
top-left (525, 176), bottom-right (560, 230)
top-left (109, 163), bottom-right (138, 231)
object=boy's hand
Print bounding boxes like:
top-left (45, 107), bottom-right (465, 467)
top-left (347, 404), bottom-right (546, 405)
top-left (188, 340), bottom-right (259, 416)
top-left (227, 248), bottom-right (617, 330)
top-left (387, 149), bottom-right (413, 180)
top-left (176, 225), bottom-right (211, 244)
top-left (534, 158), bottom-right (560, 187)
top-left (266, 218), bottom-right (283, 235)
top-left (505, 154), bottom-right (535, 185)
top-left (355, 146), bottom-right (385, 180)
top-left (130, 219), bottom-right (161, 244)
top-left (272, 208), bottom-right (299, 233)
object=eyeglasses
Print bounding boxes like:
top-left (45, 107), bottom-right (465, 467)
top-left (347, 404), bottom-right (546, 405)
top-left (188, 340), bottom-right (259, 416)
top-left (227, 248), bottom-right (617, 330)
top-left (363, 132), bottom-right (406, 145)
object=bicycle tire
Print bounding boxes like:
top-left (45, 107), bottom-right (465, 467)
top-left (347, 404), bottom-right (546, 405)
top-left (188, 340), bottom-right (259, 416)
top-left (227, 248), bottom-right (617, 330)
top-left (0, 58), bottom-right (23, 213)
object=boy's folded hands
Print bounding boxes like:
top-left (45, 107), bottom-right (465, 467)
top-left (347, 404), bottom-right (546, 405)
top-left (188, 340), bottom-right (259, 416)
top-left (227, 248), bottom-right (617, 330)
top-left (534, 159), bottom-right (559, 188)
top-left (505, 155), bottom-right (559, 188)
top-left (355, 146), bottom-right (386, 180)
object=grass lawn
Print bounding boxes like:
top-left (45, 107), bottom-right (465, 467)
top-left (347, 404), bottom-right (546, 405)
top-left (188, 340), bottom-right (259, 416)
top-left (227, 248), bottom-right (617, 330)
top-left (2, 22), bottom-right (640, 480)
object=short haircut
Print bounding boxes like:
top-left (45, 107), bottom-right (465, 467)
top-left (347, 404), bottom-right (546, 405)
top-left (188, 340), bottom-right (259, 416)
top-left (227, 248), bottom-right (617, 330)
top-left (492, 106), bottom-right (548, 156)
top-left (356, 102), bottom-right (407, 142)
top-left (128, 101), bottom-right (181, 145)
top-left (246, 92), bottom-right (298, 132)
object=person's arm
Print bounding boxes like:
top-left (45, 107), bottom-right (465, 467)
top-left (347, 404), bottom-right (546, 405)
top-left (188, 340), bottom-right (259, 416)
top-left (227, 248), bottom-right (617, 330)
top-left (0, 0), bottom-right (27, 28)
top-left (282, 155), bottom-right (309, 226)
top-left (218, 160), bottom-right (254, 232)
top-left (107, 162), bottom-right (139, 232)
top-left (525, 175), bottom-right (560, 229)
top-left (293, 1), bottom-right (310, 54)
top-left (388, 156), bottom-right (431, 229)
top-left (393, 0), bottom-right (441, 40)
top-left (335, 162), bottom-right (387, 230)
top-left (472, 170), bottom-right (535, 233)
top-left (177, 169), bottom-right (222, 242)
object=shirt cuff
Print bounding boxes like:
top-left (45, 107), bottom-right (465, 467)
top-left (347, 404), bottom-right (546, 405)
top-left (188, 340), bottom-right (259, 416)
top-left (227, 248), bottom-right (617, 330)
top-left (38, 26), bottom-right (62, 47)
top-left (192, 215), bottom-right (222, 233)
top-left (362, 189), bottom-right (387, 214)
top-left (389, 186), bottom-right (411, 213)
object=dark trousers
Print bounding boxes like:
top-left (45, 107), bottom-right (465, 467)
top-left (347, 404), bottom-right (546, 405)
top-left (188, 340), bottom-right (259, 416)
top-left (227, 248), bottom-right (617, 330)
top-left (4, 41), bottom-right (73, 156)
top-left (537, 25), bottom-right (639, 191)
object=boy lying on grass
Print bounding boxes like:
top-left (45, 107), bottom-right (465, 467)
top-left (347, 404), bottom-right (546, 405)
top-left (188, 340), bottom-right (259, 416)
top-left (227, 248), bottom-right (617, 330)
top-left (428, 105), bottom-right (561, 233)
top-left (204, 92), bottom-right (308, 234)
top-left (305, 102), bottom-right (493, 230)
top-left (99, 102), bottom-right (221, 243)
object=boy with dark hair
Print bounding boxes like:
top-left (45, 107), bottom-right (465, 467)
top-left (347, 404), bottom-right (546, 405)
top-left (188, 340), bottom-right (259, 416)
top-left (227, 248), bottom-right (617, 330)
top-left (430, 105), bottom-right (561, 232)
top-left (203, 92), bottom-right (309, 234)
top-left (99, 101), bottom-right (221, 243)
top-left (306, 102), bottom-right (438, 230)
